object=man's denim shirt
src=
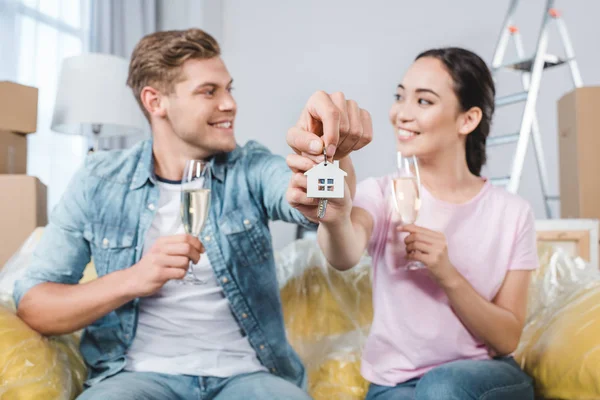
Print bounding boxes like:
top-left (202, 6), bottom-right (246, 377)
top-left (14, 139), bottom-right (315, 387)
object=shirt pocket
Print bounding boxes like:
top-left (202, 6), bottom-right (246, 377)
top-left (220, 209), bottom-right (270, 267)
top-left (84, 223), bottom-right (136, 275)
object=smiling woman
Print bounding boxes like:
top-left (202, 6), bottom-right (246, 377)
top-left (391, 48), bottom-right (495, 177)
top-left (316, 47), bottom-right (538, 400)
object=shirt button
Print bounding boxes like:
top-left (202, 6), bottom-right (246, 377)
top-left (124, 334), bottom-right (130, 340)
top-left (204, 235), bottom-right (211, 242)
top-left (259, 345), bottom-right (265, 350)
top-left (242, 313), bottom-right (248, 319)
top-left (270, 368), bottom-right (277, 373)
top-left (243, 219), bottom-right (251, 226)
top-left (222, 277), bottom-right (228, 284)
top-left (102, 238), bottom-right (109, 248)
top-left (148, 203), bottom-right (155, 211)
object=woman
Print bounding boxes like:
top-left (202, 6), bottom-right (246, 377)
top-left (291, 47), bottom-right (538, 399)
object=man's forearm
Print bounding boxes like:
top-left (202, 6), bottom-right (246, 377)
top-left (17, 268), bottom-right (137, 336)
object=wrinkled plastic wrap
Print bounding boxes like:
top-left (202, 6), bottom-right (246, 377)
top-left (4, 228), bottom-right (600, 399)
top-left (0, 228), bottom-right (87, 400)
top-left (275, 239), bottom-right (373, 400)
top-left (516, 244), bottom-right (600, 400)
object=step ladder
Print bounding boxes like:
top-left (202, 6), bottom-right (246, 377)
top-left (489, 0), bottom-right (583, 218)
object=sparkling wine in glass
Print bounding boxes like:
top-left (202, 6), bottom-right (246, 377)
top-left (391, 152), bottom-right (425, 270)
top-left (179, 160), bottom-right (211, 285)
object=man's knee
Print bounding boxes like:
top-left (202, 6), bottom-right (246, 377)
top-left (217, 372), bottom-right (312, 400)
top-left (77, 386), bottom-right (144, 400)
top-left (76, 371), bottom-right (181, 400)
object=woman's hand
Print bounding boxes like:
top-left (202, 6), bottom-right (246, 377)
top-left (399, 224), bottom-right (460, 286)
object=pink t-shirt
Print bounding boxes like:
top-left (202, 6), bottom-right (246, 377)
top-left (353, 175), bottom-right (539, 386)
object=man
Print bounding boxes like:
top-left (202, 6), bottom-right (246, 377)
top-left (14, 28), bottom-right (372, 399)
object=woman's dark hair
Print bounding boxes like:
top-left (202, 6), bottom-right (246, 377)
top-left (415, 48), bottom-right (495, 176)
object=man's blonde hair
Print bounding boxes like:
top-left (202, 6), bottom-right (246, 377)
top-left (127, 28), bottom-right (221, 118)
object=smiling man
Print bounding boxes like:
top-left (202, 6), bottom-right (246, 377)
top-left (13, 29), bottom-right (372, 399)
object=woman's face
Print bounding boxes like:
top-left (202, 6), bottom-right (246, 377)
top-left (389, 57), bottom-right (466, 158)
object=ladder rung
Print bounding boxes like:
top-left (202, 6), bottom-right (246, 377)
top-left (494, 54), bottom-right (571, 72)
top-left (545, 195), bottom-right (560, 201)
top-left (491, 177), bottom-right (511, 187)
top-left (488, 133), bottom-right (520, 147)
top-left (495, 91), bottom-right (528, 107)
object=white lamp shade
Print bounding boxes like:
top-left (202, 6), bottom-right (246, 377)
top-left (51, 53), bottom-right (147, 138)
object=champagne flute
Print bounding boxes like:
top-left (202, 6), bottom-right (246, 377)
top-left (179, 160), bottom-right (211, 285)
top-left (391, 152), bottom-right (425, 270)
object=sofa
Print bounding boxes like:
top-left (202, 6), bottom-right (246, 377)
top-left (0, 222), bottom-right (600, 400)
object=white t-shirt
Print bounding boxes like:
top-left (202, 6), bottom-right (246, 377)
top-left (125, 178), bottom-right (265, 377)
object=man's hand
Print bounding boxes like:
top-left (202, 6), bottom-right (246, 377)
top-left (125, 234), bottom-right (203, 297)
top-left (287, 91), bottom-right (373, 161)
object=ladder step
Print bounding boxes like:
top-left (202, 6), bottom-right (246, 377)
top-left (494, 54), bottom-right (571, 72)
top-left (545, 195), bottom-right (560, 201)
top-left (495, 91), bottom-right (528, 107)
top-left (491, 177), bottom-right (510, 187)
top-left (488, 133), bottom-right (520, 147)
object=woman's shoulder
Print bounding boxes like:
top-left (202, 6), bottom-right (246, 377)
top-left (485, 183), bottom-right (534, 219)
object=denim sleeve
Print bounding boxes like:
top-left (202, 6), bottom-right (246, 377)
top-left (13, 165), bottom-right (92, 307)
top-left (246, 142), bottom-right (317, 229)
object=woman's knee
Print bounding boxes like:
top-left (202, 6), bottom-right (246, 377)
top-left (414, 359), bottom-right (533, 400)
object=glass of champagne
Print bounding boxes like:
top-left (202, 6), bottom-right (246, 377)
top-left (179, 160), bottom-right (211, 285)
top-left (391, 152), bottom-right (425, 270)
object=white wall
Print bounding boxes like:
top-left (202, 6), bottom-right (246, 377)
top-left (161, 0), bottom-right (600, 250)
top-left (157, 0), bottom-right (223, 43)
top-left (221, 0), bottom-right (600, 249)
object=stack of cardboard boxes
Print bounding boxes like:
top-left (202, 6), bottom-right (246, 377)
top-left (558, 86), bottom-right (600, 222)
top-left (558, 86), bottom-right (600, 262)
top-left (0, 81), bottom-right (48, 268)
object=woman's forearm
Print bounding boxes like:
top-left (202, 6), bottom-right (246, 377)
top-left (318, 216), bottom-right (366, 270)
top-left (440, 272), bottom-right (523, 356)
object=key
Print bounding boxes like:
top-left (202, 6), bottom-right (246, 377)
top-left (304, 148), bottom-right (347, 220)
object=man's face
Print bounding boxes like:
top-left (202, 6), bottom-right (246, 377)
top-left (162, 57), bottom-right (237, 156)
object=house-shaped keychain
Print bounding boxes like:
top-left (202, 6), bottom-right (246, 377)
top-left (304, 159), bottom-right (347, 199)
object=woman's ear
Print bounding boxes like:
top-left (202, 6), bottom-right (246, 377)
top-left (458, 106), bottom-right (483, 136)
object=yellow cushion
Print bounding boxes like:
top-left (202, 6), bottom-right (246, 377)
top-left (308, 353), bottom-right (370, 400)
top-left (0, 305), bottom-right (87, 400)
top-left (516, 284), bottom-right (600, 399)
top-left (79, 261), bottom-right (98, 284)
top-left (280, 265), bottom-right (373, 400)
top-left (514, 242), bottom-right (600, 400)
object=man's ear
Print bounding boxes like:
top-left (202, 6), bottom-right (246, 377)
top-left (140, 86), bottom-right (167, 118)
top-left (458, 106), bottom-right (483, 137)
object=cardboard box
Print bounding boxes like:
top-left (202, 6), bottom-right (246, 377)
top-left (0, 175), bottom-right (47, 268)
top-left (558, 86), bottom-right (600, 220)
top-left (0, 81), bottom-right (38, 134)
top-left (0, 131), bottom-right (27, 174)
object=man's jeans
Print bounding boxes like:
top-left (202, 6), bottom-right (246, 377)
top-left (77, 370), bottom-right (312, 400)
